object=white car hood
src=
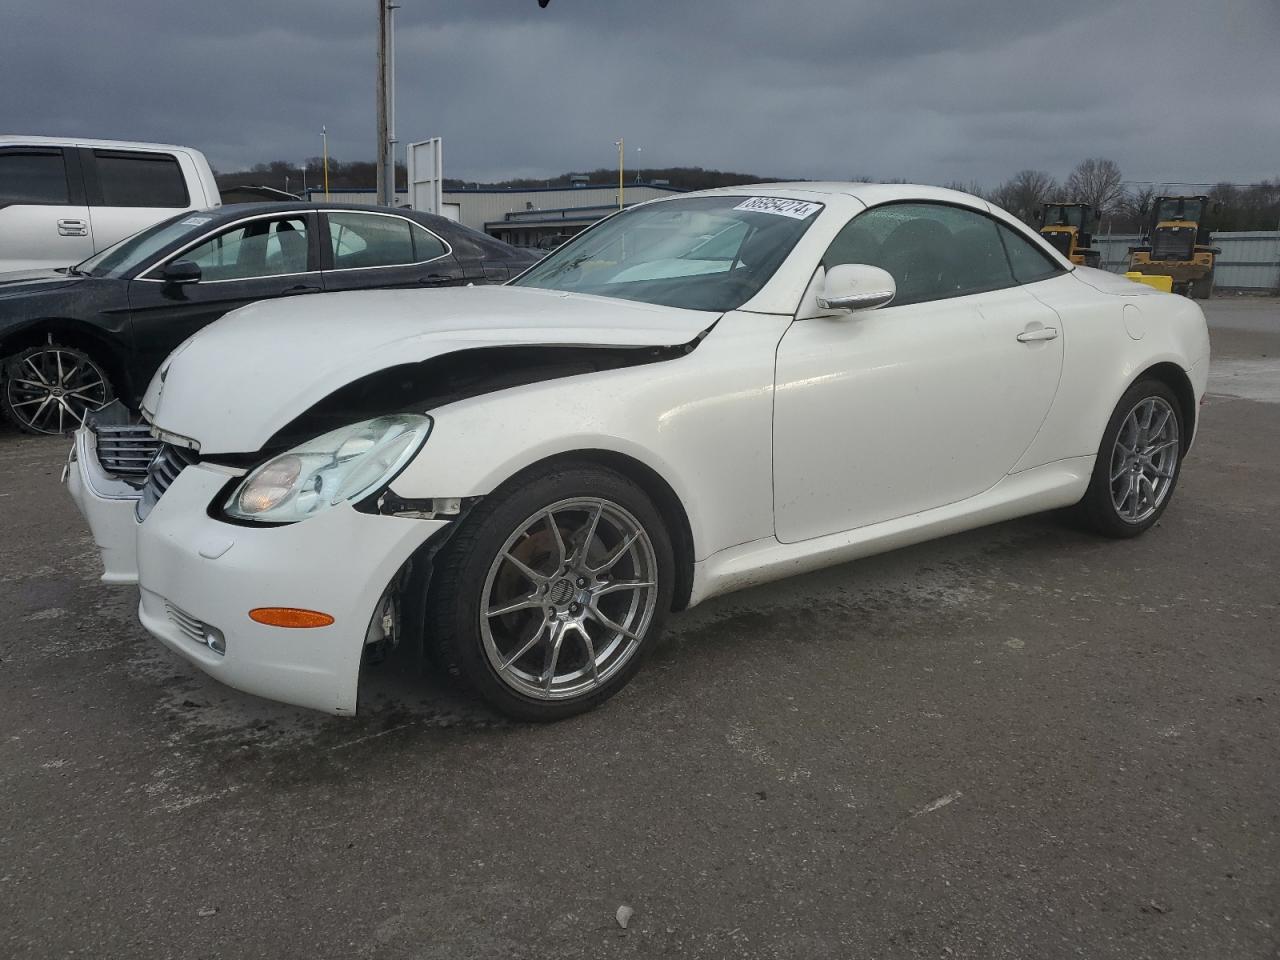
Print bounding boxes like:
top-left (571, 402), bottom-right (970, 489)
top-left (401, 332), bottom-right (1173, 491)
top-left (143, 284), bottom-right (716, 453)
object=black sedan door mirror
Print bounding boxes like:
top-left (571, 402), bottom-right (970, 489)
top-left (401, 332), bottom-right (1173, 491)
top-left (161, 260), bottom-right (202, 285)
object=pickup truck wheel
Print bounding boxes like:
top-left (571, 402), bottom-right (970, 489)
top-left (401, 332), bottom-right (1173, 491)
top-left (427, 464), bottom-right (674, 721)
top-left (2, 344), bottom-right (113, 435)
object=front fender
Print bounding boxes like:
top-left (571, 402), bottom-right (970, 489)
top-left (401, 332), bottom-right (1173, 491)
top-left (388, 312), bottom-right (792, 563)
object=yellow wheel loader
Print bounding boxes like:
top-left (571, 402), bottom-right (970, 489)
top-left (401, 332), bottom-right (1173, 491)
top-left (1037, 202), bottom-right (1102, 268)
top-left (1127, 195), bottom-right (1220, 300)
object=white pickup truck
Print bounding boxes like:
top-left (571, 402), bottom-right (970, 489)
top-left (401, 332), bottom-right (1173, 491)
top-left (0, 136), bottom-right (221, 272)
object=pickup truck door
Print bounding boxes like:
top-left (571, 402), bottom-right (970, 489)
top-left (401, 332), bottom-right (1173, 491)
top-left (0, 145), bottom-right (94, 271)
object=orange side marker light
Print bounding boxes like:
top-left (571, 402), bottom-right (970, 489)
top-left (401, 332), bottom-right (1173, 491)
top-left (249, 607), bottom-right (335, 628)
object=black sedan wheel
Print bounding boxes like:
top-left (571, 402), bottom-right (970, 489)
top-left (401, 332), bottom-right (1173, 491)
top-left (2, 344), bottom-right (113, 435)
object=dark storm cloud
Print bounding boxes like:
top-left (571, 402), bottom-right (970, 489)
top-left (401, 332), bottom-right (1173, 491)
top-left (3, 0), bottom-right (1278, 187)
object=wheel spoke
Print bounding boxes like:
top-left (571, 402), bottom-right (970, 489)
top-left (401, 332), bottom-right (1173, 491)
top-left (578, 623), bottom-right (600, 683)
top-left (486, 593), bottom-right (541, 618)
top-left (499, 614), bottom-right (550, 671)
top-left (587, 532), bottom-right (639, 575)
top-left (23, 357), bottom-right (49, 386)
top-left (1144, 439), bottom-right (1179, 457)
top-left (542, 620), bottom-right (568, 692)
top-left (572, 503), bottom-right (604, 565)
top-left (504, 551), bottom-right (548, 586)
top-left (1149, 407), bottom-right (1172, 440)
top-left (594, 578), bottom-right (655, 597)
top-left (545, 509), bottom-right (567, 566)
top-left (588, 605), bottom-right (642, 643)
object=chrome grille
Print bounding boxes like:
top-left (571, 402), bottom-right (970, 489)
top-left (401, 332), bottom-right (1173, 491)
top-left (94, 424), bottom-right (161, 485)
top-left (136, 443), bottom-right (200, 521)
top-left (165, 602), bottom-right (207, 646)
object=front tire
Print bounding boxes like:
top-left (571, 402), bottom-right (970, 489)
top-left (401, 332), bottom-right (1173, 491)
top-left (426, 463), bottom-right (674, 721)
top-left (1076, 379), bottom-right (1184, 538)
top-left (2, 343), bottom-right (113, 435)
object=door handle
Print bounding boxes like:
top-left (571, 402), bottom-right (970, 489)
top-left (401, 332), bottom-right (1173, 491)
top-left (418, 274), bottom-right (452, 285)
top-left (57, 219), bottom-right (88, 237)
top-left (1017, 326), bottom-right (1059, 343)
top-left (285, 284), bottom-right (321, 294)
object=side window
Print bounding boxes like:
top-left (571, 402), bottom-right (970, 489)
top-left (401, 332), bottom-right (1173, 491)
top-left (328, 212), bottom-right (415, 269)
top-left (94, 151), bottom-right (189, 208)
top-left (822, 202), bottom-right (1014, 307)
top-left (0, 149), bottom-right (70, 205)
top-left (177, 217), bottom-right (309, 281)
top-left (997, 223), bottom-right (1064, 284)
top-left (410, 222), bottom-right (448, 261)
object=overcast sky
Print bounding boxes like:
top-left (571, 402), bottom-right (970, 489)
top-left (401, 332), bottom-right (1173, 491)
top-left (4, 0), bottom-right (1278, 189)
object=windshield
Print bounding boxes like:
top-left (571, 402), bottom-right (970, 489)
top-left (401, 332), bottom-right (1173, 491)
top-left (1043, 205), bottom-right (1084, 228)
top-left (73, 212), bottom-right (211, 279)
top-left (1155, 198), bottom-right (1203, 223)
top-left (511, 195), bottom-right (823, 312)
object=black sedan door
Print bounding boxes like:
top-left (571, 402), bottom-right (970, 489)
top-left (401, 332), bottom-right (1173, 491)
top-left (320, 210), bottom-right (466, 293)
top-left (126, 212), bottom-right (321, 380)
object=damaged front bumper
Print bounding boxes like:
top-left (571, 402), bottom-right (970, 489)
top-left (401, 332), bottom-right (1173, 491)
top-left (66, 423), bottom-right (450, 714)
top-left (65, 425), bottom-right (145, 584)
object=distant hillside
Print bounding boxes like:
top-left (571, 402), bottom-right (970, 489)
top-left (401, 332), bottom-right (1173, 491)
top-left (214, 159), bottom-right (781, 194)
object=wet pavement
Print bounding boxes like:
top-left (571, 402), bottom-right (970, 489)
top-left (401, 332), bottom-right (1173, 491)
top-left (2, 299), bottom-right (1278, 959)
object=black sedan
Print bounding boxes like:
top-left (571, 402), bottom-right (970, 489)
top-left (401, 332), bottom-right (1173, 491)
top-left (0, 202), bottom-right (537, 434)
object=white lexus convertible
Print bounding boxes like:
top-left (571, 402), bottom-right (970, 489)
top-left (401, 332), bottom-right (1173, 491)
top-left (68, 183), bottom-right (1210, 720)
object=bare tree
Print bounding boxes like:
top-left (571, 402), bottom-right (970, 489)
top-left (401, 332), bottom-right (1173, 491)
top-left (1064, 157), bottom-right (1125, 216)
top-left (989, 169), bottom-right (1057, 223)
top-left (1112, 184), bottom-right (1158, 232)
top-left (941, 179), bottom-right (986, 198)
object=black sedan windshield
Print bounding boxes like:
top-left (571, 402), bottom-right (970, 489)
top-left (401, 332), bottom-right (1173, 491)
top-left (512, 195), bottom-right (823, 312)
top-left (74, 212), bottom-right (212, 279)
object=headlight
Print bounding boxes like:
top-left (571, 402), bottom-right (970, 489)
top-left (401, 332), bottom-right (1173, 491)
top-left (224, 414), bottom-right (431, 523)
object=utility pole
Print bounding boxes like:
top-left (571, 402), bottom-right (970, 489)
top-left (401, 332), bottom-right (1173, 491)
top-left (375, 0), bottom-right (398, 206)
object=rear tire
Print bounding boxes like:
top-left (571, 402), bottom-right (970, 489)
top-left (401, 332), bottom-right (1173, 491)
top-left (1075, 378), bottom-right (1184, 538)
top-left (426, 462), bottom-right (674, 721)
top-left (1, 343), bottom-right (113, 435)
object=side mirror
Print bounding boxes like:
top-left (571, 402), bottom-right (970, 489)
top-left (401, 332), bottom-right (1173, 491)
top-left (817, 264), bottom-right (896, 312)
top-left (161, 260), bottom-right (202, 285)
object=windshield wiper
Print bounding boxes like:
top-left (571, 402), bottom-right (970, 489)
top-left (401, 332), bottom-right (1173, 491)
top-left (538, 253), bottom-right (594, 281)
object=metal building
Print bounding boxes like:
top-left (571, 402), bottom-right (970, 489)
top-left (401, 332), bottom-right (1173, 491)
top-left (306, 182), bottom-right (684, 248)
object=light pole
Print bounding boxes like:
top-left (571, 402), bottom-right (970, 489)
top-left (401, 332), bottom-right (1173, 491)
top-left (615, 138), bottom-right (624, 209)
top-left (322, 126), bottom-right (330, 200)
top-left (376, 0), bottom-right (399, 207)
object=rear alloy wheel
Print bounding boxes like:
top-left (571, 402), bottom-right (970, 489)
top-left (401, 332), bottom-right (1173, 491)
top-left (427, 465), bottom-right (674, 720)
top-left (1076, 379), bottom-right (1183, 538)
top-left (2, 344), bottom-right (112, 435)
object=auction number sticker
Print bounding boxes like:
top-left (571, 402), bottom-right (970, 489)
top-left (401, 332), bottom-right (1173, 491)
top-left (180, 216), bottom-right (212, 226)
top-left (734, 197), bottom-right (823, 219)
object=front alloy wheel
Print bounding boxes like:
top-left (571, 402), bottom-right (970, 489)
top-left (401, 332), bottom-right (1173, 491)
top-left (481, 498), bottom-right (659, 701)
top-left (2, 344), bottom-right (112, 435)
top-left (427, 464), bottom-right (674, 720)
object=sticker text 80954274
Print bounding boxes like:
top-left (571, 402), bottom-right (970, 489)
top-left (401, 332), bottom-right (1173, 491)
top-left (733, 197), bottom-right (823, 220)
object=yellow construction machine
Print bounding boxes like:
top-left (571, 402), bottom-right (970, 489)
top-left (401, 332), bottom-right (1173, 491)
top-left (1037, 202), bottom-right (1102, 267)
top-left (1127, 195), bottom-right (1219, 299)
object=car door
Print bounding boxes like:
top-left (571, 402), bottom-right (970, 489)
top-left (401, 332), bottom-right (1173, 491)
top-left (772, 201), bottom-right (1065, 543)
top-left (0, 145), bottom-right (94, 271)
top-left (82, 148), bottom-right (194, 252)
top-left (126, 212), bottom-right (321, 380)
top-left (320, 210), bottom-right (466, 293)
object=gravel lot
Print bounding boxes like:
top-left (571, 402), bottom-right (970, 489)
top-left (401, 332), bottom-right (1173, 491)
top-left (2, 298), bottom-right (1278, 959)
